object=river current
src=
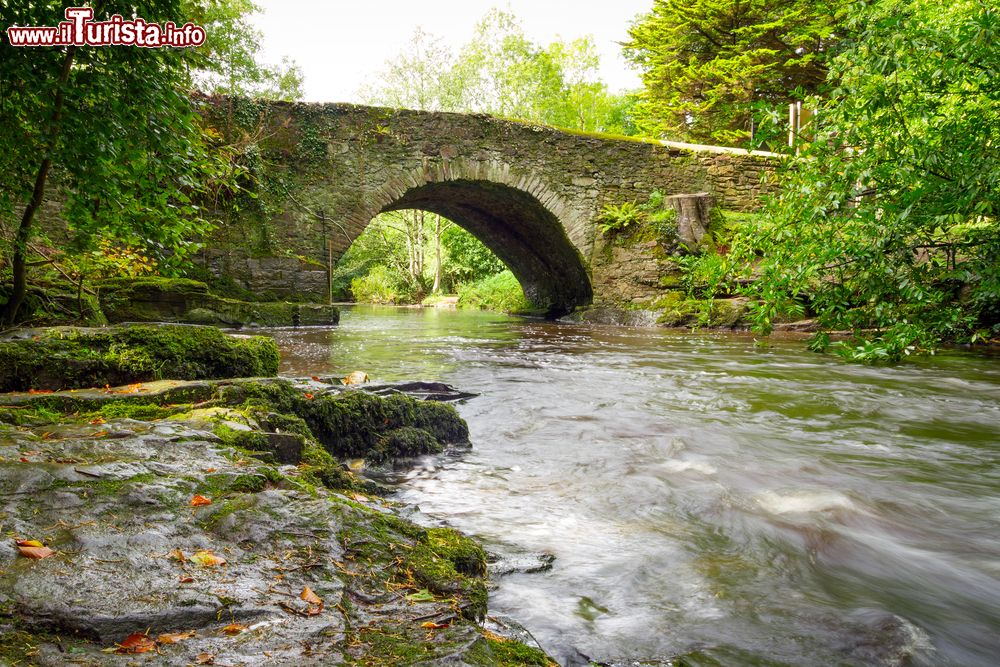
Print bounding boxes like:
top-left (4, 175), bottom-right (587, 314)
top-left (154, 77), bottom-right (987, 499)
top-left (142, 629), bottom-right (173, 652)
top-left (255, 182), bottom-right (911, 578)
top-left (262, 306), bottom-right (1000, 666)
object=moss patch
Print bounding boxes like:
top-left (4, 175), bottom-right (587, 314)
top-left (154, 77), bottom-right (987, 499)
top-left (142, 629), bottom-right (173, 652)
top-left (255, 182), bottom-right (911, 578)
top-left (96, 276), bottom-right (339, 327)
top-left (657, 298), bottom-right (748, 329)
top-left (0, 325), bottom-right (279, 392)
top-left (468, 634), bottom-right (555, 666)
top-left (219, 382), bottom-right (469, 461)
top-left (406, 528), bottom-right (488, 621)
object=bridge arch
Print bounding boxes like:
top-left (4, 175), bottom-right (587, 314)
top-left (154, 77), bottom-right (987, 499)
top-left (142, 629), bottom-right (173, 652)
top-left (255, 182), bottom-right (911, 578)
top-left (346, 159), bottom-right (593, 317)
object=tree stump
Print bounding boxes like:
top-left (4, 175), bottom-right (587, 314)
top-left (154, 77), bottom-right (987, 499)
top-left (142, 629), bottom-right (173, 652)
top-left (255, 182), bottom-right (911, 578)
top-left (667, 192), bottom-right (714, 249)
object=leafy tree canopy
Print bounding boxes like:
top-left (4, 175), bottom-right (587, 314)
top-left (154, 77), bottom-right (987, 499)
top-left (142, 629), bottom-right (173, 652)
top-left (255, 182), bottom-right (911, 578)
top-left (0, 0), bottom-right (282, 323)
top-left (363, 9), bottom-right (636, 135)
top-left (623, 0), bottom-right (845, 145)
top-left (185, 0), bottom-right (303, 101)
top-left (730, 0), bottom-right (1000, 360)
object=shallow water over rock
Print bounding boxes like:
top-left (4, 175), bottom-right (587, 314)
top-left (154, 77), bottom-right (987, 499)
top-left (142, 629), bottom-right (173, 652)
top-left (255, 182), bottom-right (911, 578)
top-left (267, 306), bottom-right (1000, 666)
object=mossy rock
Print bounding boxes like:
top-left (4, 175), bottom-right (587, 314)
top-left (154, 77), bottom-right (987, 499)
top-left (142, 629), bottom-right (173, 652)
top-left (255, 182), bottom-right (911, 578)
top-left (468, 636), bottom-right (555, 666)
top-left (374, 426), bottom-right (442, 462)
top-left (227, 467), bottom-right (284, 493)
top-left (219, 382), bottom-right (470, 461)
top-left (657, 297), bottom-right (749, 329)
top-left (0, 283), bottom-right (108, 327)
top-left (96, 277), bottom-right (211, 323)
top-left (96, 276), bottom-right (339, 327)
top-left (0, 325), bottom-right (279, 392)
top-left (406, 527), bottom-right (489, 621)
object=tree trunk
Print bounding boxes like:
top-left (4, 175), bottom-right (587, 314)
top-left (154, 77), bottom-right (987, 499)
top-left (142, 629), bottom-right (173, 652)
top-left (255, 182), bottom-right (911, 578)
top-left (432, 215), bottom-right (442, 293)
top-left (2, 46), bottom-right (77, 325)
top-left (667, 192), bottom-right (714, 250)
top-left (414, 210), bottom-right (424, 282)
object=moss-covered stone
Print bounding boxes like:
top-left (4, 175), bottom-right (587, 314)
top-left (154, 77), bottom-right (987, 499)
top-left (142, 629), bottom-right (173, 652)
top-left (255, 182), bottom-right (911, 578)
top-left (0, 376), bottom-right (468, 494)
top-left (0, 380), bottom-right (217, 423)
top-left (97, 276), bottom-right (339, 327)
top-left (406, 528), bottom-right (489, 621)
top-left (219, 381), bottom-right (470, 461)
top-left (468, 635), bottom-right (556, 666)
top-left (227, 468), bottom-right (283, 493)
top-left (0, 371), bottom-right (551, 665)
top-left (0, 282), bottom-right (107, 327)
top-left (0, 325), bottom-right (279, 392)
top-left (375, 426), bottom-right (442, 462)
top-left (656, 297), bottom-right (749, 329)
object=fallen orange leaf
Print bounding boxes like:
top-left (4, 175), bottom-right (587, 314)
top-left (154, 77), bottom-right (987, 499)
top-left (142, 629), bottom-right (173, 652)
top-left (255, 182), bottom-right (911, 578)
top-left (190, 550), bottom-right (227, 567)
top-left (155, 630), bottom-right (196, 645)
top-left (15, 539), bottom-right (44, 548)
top-left (115, 631), bottom-right (156, 654)
top-left (190, 495), bottom-right (212, 507)
top-left (195, 652), bottom-right (215, 664)
top-left (16, 539), bottom-right (55, 560)
top-left (420, 621), bottom-right (449, 629)
top-left (92, 430), bottom-right (109, 438)
top-left (303, 392), bottom-right (315, 400)
top-left (89, 417), bottom-right (106, 425)
top-left (28, 389), bottom-right (54, 395)
top-left (221, 622), bottom-right (246, 635)
top-left (178, 575), bottom-right (194, 584)
top-left (300, 586), bottom-right (322, 605)
top-left (205, 468), bottom-right (217, 473)
top-left (311, 376), bottom-right (321, 382)
top-left (342, 371), bottom-right (370, 385)
top-left (170, 548), bottom-right (186, 563)
top-left (301, 586), bottom-right (323, 615)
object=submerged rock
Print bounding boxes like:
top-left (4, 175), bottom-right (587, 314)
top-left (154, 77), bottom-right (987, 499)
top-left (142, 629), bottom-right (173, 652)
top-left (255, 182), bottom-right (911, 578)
top-left (0, 325), bottom-right (279, 392)
top-left (486, 551), bottom-right (556, 578)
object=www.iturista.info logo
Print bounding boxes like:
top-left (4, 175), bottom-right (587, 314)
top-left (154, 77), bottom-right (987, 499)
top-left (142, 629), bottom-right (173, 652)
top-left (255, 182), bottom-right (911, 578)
top-left (4, 7), bottom-right (206, 47)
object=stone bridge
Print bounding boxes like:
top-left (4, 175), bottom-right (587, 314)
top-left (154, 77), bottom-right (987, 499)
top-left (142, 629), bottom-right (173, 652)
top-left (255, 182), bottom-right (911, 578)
top-left (201, 97), bottom-right (779, 315)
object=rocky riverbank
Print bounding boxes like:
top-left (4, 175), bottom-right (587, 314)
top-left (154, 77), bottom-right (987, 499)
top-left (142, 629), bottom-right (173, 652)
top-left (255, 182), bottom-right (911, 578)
top-left (0, 327), bottom-right (555, 666)
top-left (1, 278), bottom-right (338, 331)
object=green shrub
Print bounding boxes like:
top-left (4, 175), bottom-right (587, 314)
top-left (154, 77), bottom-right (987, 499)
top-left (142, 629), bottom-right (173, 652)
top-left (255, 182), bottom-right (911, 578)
top-left (457, 271), bottom-right (531, 313)
top-left (598, 191), bottom-right (679, 245)
top-left (350, 265), bottom-right (416, 304)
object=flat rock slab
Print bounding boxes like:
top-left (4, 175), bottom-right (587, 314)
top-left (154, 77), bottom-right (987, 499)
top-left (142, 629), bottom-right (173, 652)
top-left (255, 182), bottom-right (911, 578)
top-left (0, 377), bottom-right (478, 410)
top-left (0, 411), bottom-right (502, 665)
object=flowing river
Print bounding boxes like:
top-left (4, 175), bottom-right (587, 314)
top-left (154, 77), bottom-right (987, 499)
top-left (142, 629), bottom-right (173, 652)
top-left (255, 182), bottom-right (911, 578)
top-left (261, 305), bottom-right (1000, 666)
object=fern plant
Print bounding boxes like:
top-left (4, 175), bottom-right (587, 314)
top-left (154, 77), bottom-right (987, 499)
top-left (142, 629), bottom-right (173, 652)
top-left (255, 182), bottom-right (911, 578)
top-left (597, 201), bottom-right (643, 235)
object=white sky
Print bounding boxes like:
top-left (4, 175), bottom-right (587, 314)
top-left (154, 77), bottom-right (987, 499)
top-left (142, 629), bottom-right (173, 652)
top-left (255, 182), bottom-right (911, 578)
top-left (249, 0), bottom-right (652, 103)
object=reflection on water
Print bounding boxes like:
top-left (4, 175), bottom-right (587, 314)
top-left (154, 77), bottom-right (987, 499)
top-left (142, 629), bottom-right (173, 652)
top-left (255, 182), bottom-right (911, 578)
top-left (264, 305), bottom-right (1000, 666)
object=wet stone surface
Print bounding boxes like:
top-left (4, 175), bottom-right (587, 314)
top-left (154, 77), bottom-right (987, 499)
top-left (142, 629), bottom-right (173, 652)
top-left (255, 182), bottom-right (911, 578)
top-left (0, 378), bottom-right (552, 666)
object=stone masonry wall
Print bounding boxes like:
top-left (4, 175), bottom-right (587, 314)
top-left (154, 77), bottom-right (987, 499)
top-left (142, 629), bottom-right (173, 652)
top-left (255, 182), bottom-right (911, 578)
top-left (196, 97), bottom-right (779, 309)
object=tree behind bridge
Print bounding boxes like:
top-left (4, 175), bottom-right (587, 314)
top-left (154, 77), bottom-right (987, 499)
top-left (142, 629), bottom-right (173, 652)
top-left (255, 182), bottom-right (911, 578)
top-left (623, 0), bottom-right (845, 145)
top-left (732, 0), bottom-right (1000, 359)
top-left (0, 0), bottom-right (300, 324)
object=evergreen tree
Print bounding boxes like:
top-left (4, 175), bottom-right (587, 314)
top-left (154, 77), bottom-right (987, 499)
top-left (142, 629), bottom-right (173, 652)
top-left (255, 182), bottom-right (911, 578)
top-left (623, 0), bottom-right (844, 145)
